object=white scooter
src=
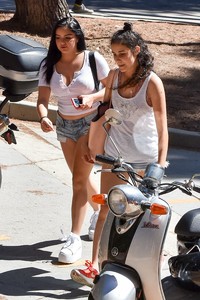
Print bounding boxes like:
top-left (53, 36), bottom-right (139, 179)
top-left (88, 109), bottom-right (200, 300)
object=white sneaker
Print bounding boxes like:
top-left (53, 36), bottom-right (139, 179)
top-left (58, 233), bottom-right (82, 264)
top-left (72, 4), bottom-right (94, 14)
top-left (88, 211), bottom-right (99, 241)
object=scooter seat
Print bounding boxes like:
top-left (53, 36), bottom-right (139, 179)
top-left (175, 208), bottom-right (200, 238)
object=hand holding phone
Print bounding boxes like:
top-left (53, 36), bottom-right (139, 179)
top-left (71, 98), bottom-right (82, 109)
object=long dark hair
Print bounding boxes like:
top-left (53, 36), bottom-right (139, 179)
top-left (111, 22), bottom-right (154, 88)
top-left (43, 17), bottom-right (86, 83)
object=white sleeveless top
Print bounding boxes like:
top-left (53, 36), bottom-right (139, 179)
top-left (104, 71), bottom-right (158, 164)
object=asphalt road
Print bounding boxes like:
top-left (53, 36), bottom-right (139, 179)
top-left (0, 0), bottom-right (200, 24)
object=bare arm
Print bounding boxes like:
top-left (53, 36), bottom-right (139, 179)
top-left (37, 86), bottom-right (54, 132)
top-left (147, 73), bottom-right (168, 167)
top-left (79, 77), bottom-right (108, 109)
top-left (102, 69), bottom-right (117, 102)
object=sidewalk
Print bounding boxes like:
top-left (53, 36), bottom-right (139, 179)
top-left (0, 119), bottom-right (97, 300)
top-left (1, 118), bottom-right (200, 299)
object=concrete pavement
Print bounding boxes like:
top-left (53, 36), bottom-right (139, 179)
top-left (0, 119), bottom-right (97, 300)
top-left (0, 118), bottom-right (200, 300)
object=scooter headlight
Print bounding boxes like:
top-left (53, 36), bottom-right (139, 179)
top-left (108, 188), bottom-right (127, 216)
top-left (108, 185), bottom-right (149, 218)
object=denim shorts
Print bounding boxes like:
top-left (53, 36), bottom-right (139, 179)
top-left (56, 111), bottom-right (97, 142)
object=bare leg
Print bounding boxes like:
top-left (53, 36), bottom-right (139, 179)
top-left (60, 134), bottom-right (94, 235)
top-left (87, 172), bottom-right (100, 212)
top-left (91, 163), bottom-right (130, 269)
top-left (92, 204), bottom-right (108, 270)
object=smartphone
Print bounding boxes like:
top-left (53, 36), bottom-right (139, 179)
top-left (71, 98), bottom-right (81, 109)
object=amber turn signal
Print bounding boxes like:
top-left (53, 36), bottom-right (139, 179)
top-left (150, 203), bottom-right (168, 215)
top-left (92, 194), bottom-right (107, 205)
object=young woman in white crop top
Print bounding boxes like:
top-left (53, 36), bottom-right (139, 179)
top-left (37, 17), bottom-right (109, 264)
top-left (71, 22), bottom-right (169, 287)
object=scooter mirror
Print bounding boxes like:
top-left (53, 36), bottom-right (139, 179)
top-left (104, 108), bottom-right (122, 126)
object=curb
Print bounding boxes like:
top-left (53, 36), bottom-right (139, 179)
top-left (2, 99), bottom-right (57, 124)
top-left (2, 99), bottom-right (200, 151)
top-left (169, 128), bottom-right (200, 150)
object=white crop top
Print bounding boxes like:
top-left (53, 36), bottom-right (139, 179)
top-left (104, 71), bottom-right (158, 164)
top-left (38, 50), bottom-right (110, 116)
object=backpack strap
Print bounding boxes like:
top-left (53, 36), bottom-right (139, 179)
top-left (103, 68), bottom-right (118, 104)
top-left (89, 51), bottom-right (100, 92)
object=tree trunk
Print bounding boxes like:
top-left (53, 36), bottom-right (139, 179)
top-left (13, 0), bottom-right (69, 36)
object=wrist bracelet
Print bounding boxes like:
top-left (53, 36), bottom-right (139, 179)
top-left (40, 116), bottom-right (47, 123)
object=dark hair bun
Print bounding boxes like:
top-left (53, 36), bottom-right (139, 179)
top-left (123, 22), bottom-right (132, 32)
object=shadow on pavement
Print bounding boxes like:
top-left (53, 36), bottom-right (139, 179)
top-left (0, 267), bottom-right (89, 298)
top-left (0, 239), bottom-right (62, 261)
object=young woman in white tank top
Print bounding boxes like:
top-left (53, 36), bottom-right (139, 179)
top-left (71, 22), bottom-right (168, 287)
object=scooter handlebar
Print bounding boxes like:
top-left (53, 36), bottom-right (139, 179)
top-left (193, 184), bottom-right (200, 194)
top-left (95, 154), bottom-right (118, 165)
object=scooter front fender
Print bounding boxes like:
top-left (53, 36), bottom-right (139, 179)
top-left (89, 263), bottom-right (142, 300)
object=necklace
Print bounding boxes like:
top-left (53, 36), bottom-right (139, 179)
top-left (118, 72), bottom-right (141, 98)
